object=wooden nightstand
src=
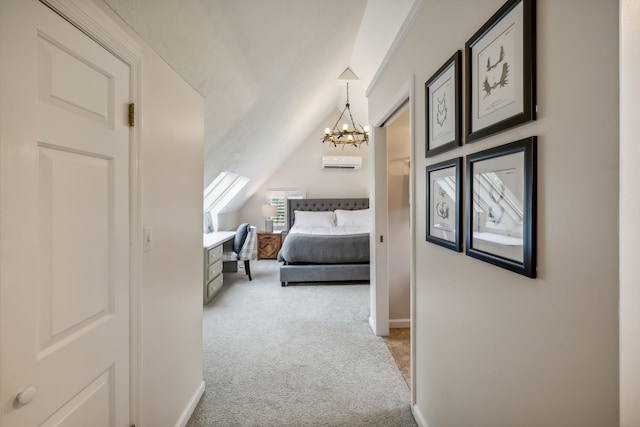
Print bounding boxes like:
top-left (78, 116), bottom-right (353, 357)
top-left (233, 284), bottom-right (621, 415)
top-left (257, 231), bottom-right (282, 260)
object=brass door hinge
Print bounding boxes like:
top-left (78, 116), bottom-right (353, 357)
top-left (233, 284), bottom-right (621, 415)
top-left (128, 103), bottom-right (135, 127)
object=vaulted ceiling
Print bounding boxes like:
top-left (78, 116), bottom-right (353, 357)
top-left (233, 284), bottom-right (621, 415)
top-left (103, 0), bottom-right (416, 212)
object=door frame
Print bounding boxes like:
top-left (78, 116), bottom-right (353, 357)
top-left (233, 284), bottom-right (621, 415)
top-left (369, 76), bottom-right (416, 404)
top-left (38, 1), bottom-right (143, 424)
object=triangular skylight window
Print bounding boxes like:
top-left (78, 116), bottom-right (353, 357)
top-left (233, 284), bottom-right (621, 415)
top-left (204, 171), bottom-right (249, 214)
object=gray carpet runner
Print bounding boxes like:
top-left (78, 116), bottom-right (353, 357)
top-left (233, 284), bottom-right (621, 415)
top-left (187, 260), bottom-right (416, 427)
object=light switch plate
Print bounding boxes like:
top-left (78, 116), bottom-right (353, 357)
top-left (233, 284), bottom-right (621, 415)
top-left (143, 226), bottom-right (153, 252)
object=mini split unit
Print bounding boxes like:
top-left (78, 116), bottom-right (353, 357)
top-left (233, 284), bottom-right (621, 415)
top-left (321, 156), bottom-right (362, 170)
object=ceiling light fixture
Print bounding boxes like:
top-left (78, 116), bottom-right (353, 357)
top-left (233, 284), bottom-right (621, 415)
top-left (322, 82), bottom-right (369, 148)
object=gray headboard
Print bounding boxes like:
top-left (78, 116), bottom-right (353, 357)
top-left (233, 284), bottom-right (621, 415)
top-left (286, 198), bottom-right (369, 230)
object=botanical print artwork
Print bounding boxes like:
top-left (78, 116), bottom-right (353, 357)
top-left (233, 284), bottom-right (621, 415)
top-left (435, 186), bottom-right (450, 223)
top-left (427, 158), bottom-right (462, 251)
top-left (473, 167), bottom-right (522, 235)
top-left (466, 138), bottom-right (536, 277)
top-left (482, 46), bottom-right (509, 98)
top-left (477, 23), bottom-right (517, 120)
top-left (436, 93), bottom-right (447, 127)
top-left (431, 75), bottom-right (454, 143)
top-left (432, 176), bottom-right (456, 240)
top-left (471, 157), bottom-right (524, 263)
top-left (487, 179), bottom-right (506, 224)
top-left (426, 51), bottom-right (461, 156)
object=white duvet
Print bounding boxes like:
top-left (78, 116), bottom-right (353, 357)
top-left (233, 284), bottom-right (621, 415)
top-left (288, 225), bottom-right (370, 235)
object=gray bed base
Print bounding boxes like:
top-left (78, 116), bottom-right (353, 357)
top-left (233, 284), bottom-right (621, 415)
top-left (280, 198), bottom-right (370, 286)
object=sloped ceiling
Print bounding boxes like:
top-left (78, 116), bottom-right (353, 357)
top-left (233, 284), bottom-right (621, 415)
top-left (103, 0), bottom-right (415, 212)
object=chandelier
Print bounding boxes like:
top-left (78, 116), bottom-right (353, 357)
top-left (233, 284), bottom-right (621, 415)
top-left (322, 82), bottom-right (369, 148)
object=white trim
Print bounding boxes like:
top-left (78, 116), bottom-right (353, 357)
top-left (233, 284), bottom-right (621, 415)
top-left (175, 380), bottom-right (205, 427)
top-left (412, 404), bottom-right (429, 427)
top-left (129, 64), bottom-right (144, 427)
top-left (40, 0), bottom-right (140, 60)
top-left (38, 1), bottom-right (144, 426)
top-left (408, 76), bottom-right (417, 408)
top-left (370, 76), bottom-right (416, 405)
top-left (389, 318), bottom-right (411, 328)
top-left (369, 126), bottom-right (389, 337)
top-left (371, 80), bottom-right (412, 127)
top-left (366, 0), bottom-right (425, 97)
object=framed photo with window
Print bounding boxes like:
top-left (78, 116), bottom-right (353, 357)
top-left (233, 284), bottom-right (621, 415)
top-left (426, 157), bottom-right (462, 252)
top-left (425, 51), bottom-right (462, 157)
top-left (465, 136), bottom-right (537, 277)
top-left (465, 0), bottom-right (536, 143)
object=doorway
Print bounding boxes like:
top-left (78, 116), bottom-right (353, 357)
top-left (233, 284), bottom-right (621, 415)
top-left (382, 107), bottom-right (412, 386)
top-left (369, 77), bottom-right (415, 403)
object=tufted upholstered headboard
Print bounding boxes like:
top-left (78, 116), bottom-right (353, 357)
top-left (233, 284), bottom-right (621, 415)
top-left (286, 198), bottom-right (369, 231)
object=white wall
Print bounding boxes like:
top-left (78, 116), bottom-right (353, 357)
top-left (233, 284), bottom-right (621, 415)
top-left (139, 45), bottom-right (205, 427)
top-left (349, 0), bottom-right (415, 85)
top-left (386, 108), bottom-right (411, 325)
top-left (237, 109), bottom-right (370, 229)
top-left (96, 3), bottom-right (206, 426)
top-left (368, 1), bottom-right (619, 425)
top-left (620, 0), bottom-right (640, 425)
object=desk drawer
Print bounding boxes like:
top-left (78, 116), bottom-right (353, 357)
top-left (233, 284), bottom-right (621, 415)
top-left (207, 259), bottom-right (223, 282)
top-left (206, 274), bottom-right (223, 301)
top-left (207, 244), bottom-right (223, 264)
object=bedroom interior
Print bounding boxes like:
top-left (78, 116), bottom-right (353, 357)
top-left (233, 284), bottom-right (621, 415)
top-left (1, 1), bottom-right (637, 427)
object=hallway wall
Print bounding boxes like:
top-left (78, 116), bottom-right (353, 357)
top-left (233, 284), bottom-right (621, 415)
top-left (96, 3), bottom-right (206, 426)
top-left (368, 1), bottom-right (619, 425)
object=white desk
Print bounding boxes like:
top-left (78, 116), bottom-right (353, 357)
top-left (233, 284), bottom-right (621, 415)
top-left (203, 231), bottom-right (235, 304)
top-left (203, 231), bottom-right (235, 249)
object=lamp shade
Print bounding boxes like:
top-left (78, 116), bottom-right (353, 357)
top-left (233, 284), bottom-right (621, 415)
top-left (261, 204), bottom-right (278, 218)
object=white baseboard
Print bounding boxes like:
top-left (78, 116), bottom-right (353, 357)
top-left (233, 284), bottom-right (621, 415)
top-left (412, 404), bottom-right (429, 427)
top-left (175, 380), bottom-right (205, 427)
top-left (389, 318), bottom-right (410, 328)
top-left (368, 316), bottom-right (376, 334)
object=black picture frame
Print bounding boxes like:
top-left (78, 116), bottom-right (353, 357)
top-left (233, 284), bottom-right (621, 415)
top-left (425, 51), bottom-right (462, 157)
top-left (465, 0), bottom-right (536, 143)
top-left (426, 157), bottom-right (463, 252)
top-left (465, 137), bottom-right (537, 277)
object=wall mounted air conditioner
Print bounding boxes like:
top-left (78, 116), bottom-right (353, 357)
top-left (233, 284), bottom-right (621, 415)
top-left (321, 156), bottom-right (362, 170)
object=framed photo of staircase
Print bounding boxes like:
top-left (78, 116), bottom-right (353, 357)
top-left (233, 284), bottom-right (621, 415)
top-left (465, 0), bottom-right (536, 143)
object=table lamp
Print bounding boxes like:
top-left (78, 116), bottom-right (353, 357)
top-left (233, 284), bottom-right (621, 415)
top-left (261, 204), bottom-right (278, 232)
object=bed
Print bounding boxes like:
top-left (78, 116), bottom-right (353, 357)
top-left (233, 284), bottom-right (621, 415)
top-left (277, 198), bottom-right (370, 286)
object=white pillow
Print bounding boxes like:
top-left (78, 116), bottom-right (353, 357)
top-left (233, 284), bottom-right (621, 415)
top-left (334, 208), bottom-right (370, 227)
top-left (293, 210), bottom-right (336, 228)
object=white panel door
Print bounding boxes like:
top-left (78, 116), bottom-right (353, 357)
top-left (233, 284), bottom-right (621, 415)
top-left (0, 1), bottom-right (131, 426)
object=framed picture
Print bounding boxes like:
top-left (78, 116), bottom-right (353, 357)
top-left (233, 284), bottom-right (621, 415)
top-left (465, 0), bottom-right (536, 143)
top-left (425, 51), bottom-right (462, 157)
top-left (426, 157), bottom-right (462, 252)
top-left (465, 137), bottom-right (536, 277)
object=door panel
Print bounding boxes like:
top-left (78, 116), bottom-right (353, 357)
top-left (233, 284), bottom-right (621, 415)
top-left (39, 369), bottom-right (113, 427)
top-left (0, 1), bottom-right (131, 426)
top-left (38, 146), bottom-right (112, 349)
top-left (38, 34), bottom-right (113, 125)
